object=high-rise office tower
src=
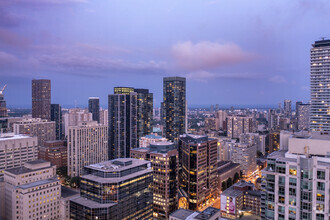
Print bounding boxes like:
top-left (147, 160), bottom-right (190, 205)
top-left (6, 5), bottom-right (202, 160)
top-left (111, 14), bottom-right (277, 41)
top-left (284, 99), bottom-right (292, 118)
top-left (108, 87), bottom-right (137, 159)
top-left (32, 79), bottom-right (51, 121)
top-left (0, 134), bottom-right (38, 177)
top-left (226, 116), bottom-right (253, 139)
top-left (295, 101), bottom-right (302, 117)
top-left (131, 142), bottom-right (178, 219)
top-left (163, 77), bottom-right (186, 142)
top-left (134, 89), bottom-right (153, 141)
top-left (69, 158), bottom-right (153, 220)
top-left (179, 134), bottom-right (218, 211)
top-left (3, 160), bottom-right (61, 220)
top-left (310, 39), bottom-right (330, 131)
top-left (0, 84), bottom-right (8, 118)
top-left (67, 121), bottom-right (108, 177)
top-left (51, 104), bottom-right (63, 140)
top-left (261, 132), bottom-right (330, 220)
top-left (88, 97), bottom-right (100, 123)
top-left (62, 108), bottom-right (93, 137)
top-left (215, 104), bottom-right (219, 112)
top-left (216, 110), bottom-right (227, 130)
top-left (297, 103), bottom-right (311, 131)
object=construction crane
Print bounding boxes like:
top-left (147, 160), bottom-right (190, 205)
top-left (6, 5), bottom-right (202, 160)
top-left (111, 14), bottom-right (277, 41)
top-left (0, 84), bottom-right (7, 95)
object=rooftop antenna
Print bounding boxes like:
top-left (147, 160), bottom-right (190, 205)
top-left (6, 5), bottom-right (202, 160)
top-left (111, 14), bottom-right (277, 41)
top-left (0, 84), bottom-right (7, 95)
top-left (320, 37), bottom-right (327, 41)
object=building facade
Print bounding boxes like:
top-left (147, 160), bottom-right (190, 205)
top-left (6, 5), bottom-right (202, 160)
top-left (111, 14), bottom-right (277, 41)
top-left (216, 110), bottom-right (227, 131)
top-left (69, 158), bottom-right (153, 220)
top-left (51, 104), bottom-right (64, 140)
top-left (63, 108), bottom-right (93, 138)
top-left (163, 77), bottom-right (186, 143)
top-left (0, 134), bottom-right (38, 177)
top-left (231, 143), bottom-right (257, 178)
top-left (14, 118), bottom-right (56, 146)
top-left (38, 140), bottom-right (67, 168)
top-left (0, 84), bottom-right (8, 118)
top-left (284, 100), bottom-right (292, 118)
top-left (297, 103), bottom-right (311, 131)
top-left (179, 134), bottom-right (218, 211)
top-left (227, 116), bottom-right (253, 139)
top-left (4, 160), bottom-right (61, 220)
top-left (135, 89), bottom-right (153, 142)
top-left (108, 88), bottom-right (137, 159)
top-left (261, 132), bottom-right (330, 220)
top-left (139, 133), bottom-right (167, 148)
top-left (32, 79), bottom-right (51, 121)
top-left (131, 142), bottom-right (178, 219)
top-left (67, 121), bottom-right (108, 177)
top-left (88, 97), bottom-right (100, 123)
top-left (310, 39), bottom-right (330, 131)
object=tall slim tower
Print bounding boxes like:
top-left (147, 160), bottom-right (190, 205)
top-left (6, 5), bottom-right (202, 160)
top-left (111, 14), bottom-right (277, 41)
top-left (88, 97), bottom-right (100, 123)
top-left (51, 104), bottom-right (63, 140)
top-left (0, 84), bottom-right (8, 118)
top-left (32, 79), bottom-right (51, 121)
top-left (108, 87), bottom-right (137, 159)
top-left (163, 76), bottom-right (186, 142)
top-left (134, 88), bottom-right (153, 141)
top-left (310, 39), bottom-right (330, 131)
top-left (283, 99), bottom-right (292, 118)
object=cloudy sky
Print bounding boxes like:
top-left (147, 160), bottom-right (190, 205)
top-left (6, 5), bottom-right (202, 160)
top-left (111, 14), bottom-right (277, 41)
top-left (1, 0), bottom-right (329, 107)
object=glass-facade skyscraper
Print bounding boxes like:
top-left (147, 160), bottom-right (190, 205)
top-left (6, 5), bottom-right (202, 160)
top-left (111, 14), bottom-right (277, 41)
top-left (108, 87), bottom-right (137, 159)
top-left (134, 88), bottom-right (153, 142)
top-left (51, 104), bottom-right (63, 140)
top-left (88, 97), bottom-right (100, 123)
top-left (0, 85), bottom-right (8, 118)
top-left (163, 77), bottom-right (186, 142)
top-left (310, 39), bottom-right (330, 131)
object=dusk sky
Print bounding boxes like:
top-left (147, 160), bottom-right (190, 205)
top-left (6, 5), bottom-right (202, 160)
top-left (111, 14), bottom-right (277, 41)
top-left (1, 0), bottom-right (330, 108)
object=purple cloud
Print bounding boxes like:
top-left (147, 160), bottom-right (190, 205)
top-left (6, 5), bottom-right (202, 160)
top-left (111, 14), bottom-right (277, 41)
top-left (172, 41), bottom-right (255, 71)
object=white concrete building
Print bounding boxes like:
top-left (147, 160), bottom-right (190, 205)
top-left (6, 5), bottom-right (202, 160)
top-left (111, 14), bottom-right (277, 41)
top-left (99, 109), bottom-right (108, 126)
top-left (240, 132), bottom-right (266, 154)
top-left (67, 121), bottom-right (108, 177)
top-left (261, 132), bottom-right (330, 220)
top-left (139, 133), bottom-right (167, 148)
top-left (0, 134), bottom-right (38, 177)
top-left (231, 143), bottom-right (257, 178)
top-left (3, 160), bottom-right (61, 220)
top-left (63, 108), bottom-right (93, 138)
top-left (14, 118), bottom-right (56, 146)
top-left (227, 116), bottom-right (253, 139)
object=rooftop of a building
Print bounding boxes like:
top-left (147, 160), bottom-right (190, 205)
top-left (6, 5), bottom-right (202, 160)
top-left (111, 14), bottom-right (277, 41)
top-left (86, 158), bottom-right (150, 173)
top-left (0, 133), bottom-right (35, 141)
top-left (180, 133), bottom-right (214, 144)
top-left (221, 187), bottom-right (243, 198)
top-left (17, 177), bottom-right (58, 190)
top-left (195, 207), bottom-right (220, 220)
top-left (143, 134), bottom-right (164, 139)
top-left (169, 208), bottom-right (195, 219)
top-left (61, 186), bottom-right (79, 198)
top-left (70, 196), bottom-right (117, 209)
top-left (313, 39), bottom-right (330, 48)
top-left (217, 162), bottom-right (240, 175)
top-left (245, 190), bottom-right (261, 198)
top-left (5, 160), bottom-right (52, 175)
top-left (131, 147), bottom-right (150, 153)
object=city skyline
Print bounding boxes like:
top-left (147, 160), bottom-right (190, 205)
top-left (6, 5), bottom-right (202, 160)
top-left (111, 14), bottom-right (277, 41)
top-left (1, 1), bottom-right (329, 107)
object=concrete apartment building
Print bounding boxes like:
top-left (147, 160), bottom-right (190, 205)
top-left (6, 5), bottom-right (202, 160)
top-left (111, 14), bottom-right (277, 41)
top-left (67, 121), bottom-right (108, 177)
top-left (261, 132), bottom-right (330, 220)
top-left (231, 143), bottom-right (257, 178)
top-left (227, 116), bottom-right (253, 139)
top-left (3, 160), bottom-right (61, 220)
top-left (14, 118), bottom-right (56, 146)
top-left (63, 108), bottom-right (93, 138)
top-left (0, 134), bottom-right (38, 177)
top-left (38, 140), bottom-right (67, 168)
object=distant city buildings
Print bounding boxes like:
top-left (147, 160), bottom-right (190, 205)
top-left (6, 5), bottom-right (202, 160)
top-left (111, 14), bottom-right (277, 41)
top-left (51, 104), bottom-right (64, 140)
top-left (108, 87), bottom-right (137, 159)
top-left (13, 118), bottom-right (56, 146)
top-left (179, 134), bottom-right (217, 211)
top-left (0, 134), bottom-right (38, 177)
top-left (32, 79), bottom-right (51, 121)
top-left (69, 158), bottom-right (153, 219)
top-left (284, 99), bottom-right (292, 118)
top-left (204, 117), bottom-right (216, 131)
top-left (297, 103), bottom-right (310, 130)
top-left (3, 160), bottom-right (61, 220)
top-left (261, 132), bottom-right (330, 219)
top-left (227, 116), bottom-right (253, 139)
top-left (0, 84), bottom-right (8, 118)
top-left (163, 77), bottom-right (186, 143)
top-left (216, 110), bottom-right (227, 131)
top-left (67, 121), bottom-right (108, 177)
top-left (88, 97), bottom-right (100, 123)
top-left (310, 39), bottom-right (330, 131)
